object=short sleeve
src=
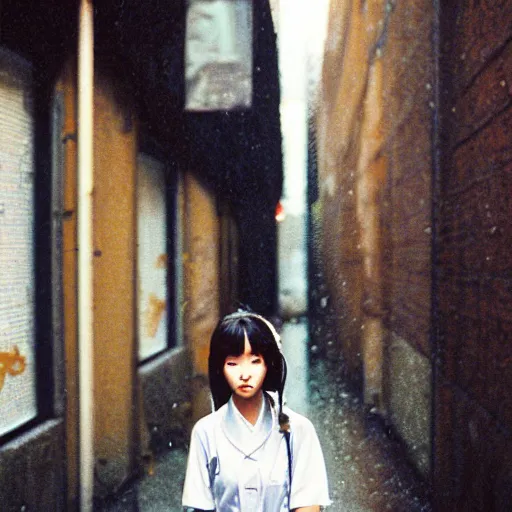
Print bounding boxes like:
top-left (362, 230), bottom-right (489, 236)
top-left (182, 423), bottom-right (216, 511)
top-left (289, 417), bottom-right (331, 509)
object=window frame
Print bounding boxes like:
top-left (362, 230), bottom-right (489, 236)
top-left (0, 46), bottom-right (58, 443)
top-left (137, 137), bottom-right (181, 365)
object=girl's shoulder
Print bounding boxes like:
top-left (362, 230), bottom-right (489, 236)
top-left (191, 403), bottom-right (227, 436)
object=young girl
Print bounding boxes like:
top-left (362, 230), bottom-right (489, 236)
top-left (182, 310), bottom-right (330, 511)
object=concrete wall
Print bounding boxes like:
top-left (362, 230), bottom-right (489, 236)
top-left (138, 348), bottom-right (191, 453)
top-left (0, 420), bottom-right (65, 511)
top-left (434, 3), bottom-right (512, 509)
top-left (316, 0), bottom-right (435, 476)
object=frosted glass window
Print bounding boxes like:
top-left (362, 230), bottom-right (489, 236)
top-left (185, 0), bottom-right (252, 111)
top-left (0, 48), bottom-right (37, 436)
top-left (137, 154), bottom-right (168, 361)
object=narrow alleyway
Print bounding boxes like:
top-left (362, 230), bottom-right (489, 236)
top-left (101, 319), bottom-right (431, 512)
top-left (307, 349), bottom-right (432, 511)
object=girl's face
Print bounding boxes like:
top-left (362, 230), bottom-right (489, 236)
top-left (223, 332), bottom-right (267, 401)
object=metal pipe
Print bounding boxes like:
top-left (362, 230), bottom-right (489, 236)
top-left (78, 0), bottom-right (94, 509)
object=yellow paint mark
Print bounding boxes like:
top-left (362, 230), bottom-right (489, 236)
top-left (0, 346), bottom-right (26, 392)
top-left (155, 254), bottom-right (167, 269)
top-left (146, 294), bottom-right (166, 338)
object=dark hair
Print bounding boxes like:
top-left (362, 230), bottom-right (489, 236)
top-left (208, 311), bottom-right (289, 429)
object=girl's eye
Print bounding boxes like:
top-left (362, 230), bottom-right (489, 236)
top-left (226, 361), bottom-right (237, 367)
top-left (252, 358), bottom-right (262, 364)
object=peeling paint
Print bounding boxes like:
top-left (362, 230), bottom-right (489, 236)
top-left (155, 254), bottom-right (167, 269)
top-left (0, 346), bottom-right (26, 392)
top-left (145, 294), bottom-right (166, 338)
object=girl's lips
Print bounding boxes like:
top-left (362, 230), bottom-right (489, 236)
top-left (239, 385), bottom-right (253, 390)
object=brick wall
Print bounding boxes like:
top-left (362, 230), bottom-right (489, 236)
top-left (316, 0), bottom-right (435, 475)
top-left (434, 3), bottom-right (512, 509)
top-left (380, 0), bottom-right (435, 476)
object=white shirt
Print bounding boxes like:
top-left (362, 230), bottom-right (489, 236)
top-left (182, 395), bottom-right (331, 511)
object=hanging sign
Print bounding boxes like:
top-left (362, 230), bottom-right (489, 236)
top-left (185, 0), bottom-right (253, 111)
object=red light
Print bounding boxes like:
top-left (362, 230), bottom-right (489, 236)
top-left (275, 201), bottom-right (285, 222)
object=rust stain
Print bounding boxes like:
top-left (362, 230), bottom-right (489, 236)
top-left (155, 254), bottom-right (167, 269)
top-left (146, 294), bottom-right (166, 338)
top-left (0, 346), bottom-right (26, 392)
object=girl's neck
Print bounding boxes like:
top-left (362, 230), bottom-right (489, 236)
top-left (232, 390), bottom-right (264, 425)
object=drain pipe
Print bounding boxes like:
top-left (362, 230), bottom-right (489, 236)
top-left (78, 0), bottom-right (94, 510)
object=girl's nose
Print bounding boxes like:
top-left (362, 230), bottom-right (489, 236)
top-left (240, 365), bottom-right (251, 380)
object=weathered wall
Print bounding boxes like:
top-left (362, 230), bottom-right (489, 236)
top-left (0, 1), bottom-right (275, 507)
top-left (0, 421), bottom-right (65, 511)
top-left (380, 0), bottom-right (435, 477)
top-left (0, 4), bottom-right (75, 509)
top-left (93, 74), bottom-right (138, 496)
top-left (434, 3), bottom-right (512, 509)
top-left (316, 0), bottom-right (434, 476)
top-left (317, 0), bottom-right (384, 384)
top-left (137, 168), bottom-right (192, 464)
top-left (141, 168), bottom-right (225, 446)
top-left (182, 172), bottom-right (221, 425)
top-left (139, 348), bottom-right (191, 453)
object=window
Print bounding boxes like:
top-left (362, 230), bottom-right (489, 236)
top-left (137, 153), bottom-right (172, 361)
top-left (0, 48), bottom-right (37, 436)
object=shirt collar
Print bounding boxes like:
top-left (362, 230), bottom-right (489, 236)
top-left (222, 395), bottom-right (275, 457)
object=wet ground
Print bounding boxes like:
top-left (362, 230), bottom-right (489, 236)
top-left (101, 319), bottom-right (431, 511)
